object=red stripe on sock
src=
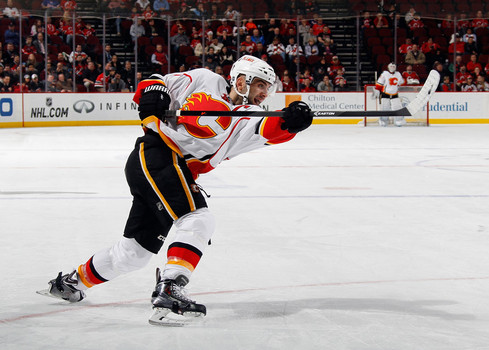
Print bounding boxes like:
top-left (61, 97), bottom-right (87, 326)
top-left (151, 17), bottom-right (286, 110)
top-left (167, 246), bottom-right (201, 269)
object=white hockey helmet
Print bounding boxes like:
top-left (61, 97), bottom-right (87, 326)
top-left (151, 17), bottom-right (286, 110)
top-left (229, 55), bottom-right (277, 103)
top-left (388, 62), bottom-right (397, 73)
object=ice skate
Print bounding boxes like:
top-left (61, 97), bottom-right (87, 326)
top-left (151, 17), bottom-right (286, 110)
top-left (149, 268), bottom-right (206, 326)
top-left (36, 270), bottom-right (85, 302)
top-left (394, 117), bottom-right (406, 127)
top-left (378, 117), bottom-right (389, 127)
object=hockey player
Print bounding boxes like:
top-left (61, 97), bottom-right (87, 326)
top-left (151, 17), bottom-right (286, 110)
top-left (373, 62), bottom-right (405, 126)
top-left (38, 55), bottom-right (313, 325)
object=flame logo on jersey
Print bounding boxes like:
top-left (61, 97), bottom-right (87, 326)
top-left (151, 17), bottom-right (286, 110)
top-left (388, 77), bottom-right (399, 86)
top-left (179, 93), bottom-right (232, 139)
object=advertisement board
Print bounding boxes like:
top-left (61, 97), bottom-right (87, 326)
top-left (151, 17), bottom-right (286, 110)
top-left (0, 94), bottom-right (23, 127)
top-left (0, 91), bottom-right (488, 128)
top-left (22, 93), bottom-right (140, 126)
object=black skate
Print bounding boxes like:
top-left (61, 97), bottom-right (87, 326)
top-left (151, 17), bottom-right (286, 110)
top-left (36, 271), bottom-right (85, 303)
top-left (149, 268), bottom-right (206, 326)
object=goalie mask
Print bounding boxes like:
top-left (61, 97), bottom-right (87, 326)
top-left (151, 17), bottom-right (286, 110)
top-left (229, 55), bottom-right (277, 104)
top-left (388, 62), bottom-right (397, 73)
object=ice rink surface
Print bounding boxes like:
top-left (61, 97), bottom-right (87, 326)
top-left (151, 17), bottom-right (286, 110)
top-left (1, 123), bottom-right (489, 350)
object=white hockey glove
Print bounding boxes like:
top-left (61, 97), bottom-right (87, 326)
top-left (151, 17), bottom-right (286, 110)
top-left (371, 89), bottom-right (380, 99)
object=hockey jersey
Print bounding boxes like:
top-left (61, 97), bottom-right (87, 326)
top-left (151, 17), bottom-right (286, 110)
top-left (133, 68), bottom-right (295, 179)
top-left (375, 71), bottom-right (404, 95)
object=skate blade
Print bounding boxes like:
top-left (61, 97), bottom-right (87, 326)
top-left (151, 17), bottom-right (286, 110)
top-left (36, 288), bottom-right (59, 300)
top-left (148, 307), bottom-right (205, 327)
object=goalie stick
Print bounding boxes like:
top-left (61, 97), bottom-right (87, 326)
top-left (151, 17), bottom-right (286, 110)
top-left (164, 70), bottom-right (440, 118)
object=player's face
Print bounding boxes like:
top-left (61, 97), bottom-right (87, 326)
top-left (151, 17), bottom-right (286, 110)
top-left (248, 78), bottom-right (271, 105)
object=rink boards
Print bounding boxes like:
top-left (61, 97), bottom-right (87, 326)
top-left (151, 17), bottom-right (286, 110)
top-left (1, 91), bottom-right (489, 128)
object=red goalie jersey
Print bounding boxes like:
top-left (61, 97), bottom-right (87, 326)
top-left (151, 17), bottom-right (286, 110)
top-left (134, 68), bottom-right (294, 179)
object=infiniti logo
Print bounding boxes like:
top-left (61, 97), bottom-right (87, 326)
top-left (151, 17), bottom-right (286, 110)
top-left (73, 100), bottom-right (95, 113)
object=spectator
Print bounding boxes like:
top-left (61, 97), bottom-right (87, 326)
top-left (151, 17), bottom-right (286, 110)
top-left (405, 44), bottom-right (426, 65)
top-left (82, 61), bottom-right (99, 91)
top-left (312, 18), bottom-right (325, 36)
top-left (33, 33), bottom-right (47, 56)
top-left (462, 28), bottom-right (477, 44)
top-left (42, 0), bottom-right (61, 14)
top-left (94, 63), bottom-right (112, 91)
top-left (476, 75), bottom-right (489, 91)
top-left (321, 36), bottom-right (336, 56)
top-left (250, 29), bottom-right (265, 46)
top-left (220, 29), bottom-right (234, 48)
top-left (420, 38), bottom-right (440, 55)
top-left (253, 43), bottom-right (267, 59)
top-left (333, 68), bottom-right (347, 86)
top-left (298, 19), bottom-right (311, 45)
top-left (3, 0), bottom-right (20, 18)
top-left (45, 74), bottom-right (58, 92)
top-left (208, 38), bottom-right (223, 54)
top-left (467, 54), bottom-right (482, 74)
top-left (399, 38), bottom-right (413, 55)
top-left (300, 77), bottom-right (316, 92)
top-left (203, 50), bottom-right (218, 71)
top-left (31, 19), bottom-right (44, 37)
top-left (361, 11), bottom-right (373, 30)
top-left (0, 75), bottom-right (14, 92)
top-left (304, 38), bottom-right (319, 57)
top-left (285, 37), bottom-right (303, 62)
top-left (405, 7), bottom-right (416, 24)
top-left (334, 76), bottom-right (348, 91)
top-left (216, 20), bottom-right (233, 38)
top-left (29, 74), bottom-right (42, 92)
top-left (457, 13), bottom-right (470, 32)
top-left (456, 65), bottom-right (471, 88)
top-left (448, 34), bottom-right (465, 55)
top-left (461, 76), bottom-right (477, 91)
top-left (129, 18), bottom-right (146, 42)
top-left (191, 3), bottom-right (207, 18)
top-left (120, 60), bottom-right (135, 90)
top-left (170, 26), bottom-right (190, 57)
top-left (440, 75), bottom-right (454, 91)
top-left (471, 10), bottom-right (488, 29)
top-left (328, 55), bottom-right (343, 78)
top-left (240, 35), bottom-right (258, 55)
top-left (151, 44), bottom-right (168, 72)
top-left (374, 13), bottom-right (389, 28)
top-left (441, 13), bottom-right (453, 30)
top-left (407, 13), bottom-right (424, 30)
top-left (266, 36), bottom-right (286, 61)
top-left (465, 36), bottom-right (478, 55)
top-left (22, 36), bottom-right (38, 56)
top-left (281, 71), bottom-right (296, 91)
top-left (108, 71), bottom-right (127, 92)
top-left (56, 73), bottom-right (73, 92)
top-left (223, 3), bottom-right (239, 21)
top-left (218, 46), bottom-right (234, 66)
top-left (317, 74), bottom-right (333, 91)
top-left (69, 44), bottom-right (88, 63)
top-left (176, 2), bottom-right (193, 18)
top-left (4, 22), bottom-right (20, 46)
top-left (402, 65), bottom-right (420, 84)
top-left (153, 0), bottom-right (169, 15)
top-left (135, 0), bottom-right (150, 12)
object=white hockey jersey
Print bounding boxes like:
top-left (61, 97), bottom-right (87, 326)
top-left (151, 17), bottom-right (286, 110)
top-left (133, 68), bottom-right (294, 179)
top-left (375, 70), bottom-right (405, 95)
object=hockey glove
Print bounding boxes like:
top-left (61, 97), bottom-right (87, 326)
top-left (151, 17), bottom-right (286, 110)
top-left (138, 84), bottom-right (171, 121)
top-left (281, 101), bottom-right (313, 133)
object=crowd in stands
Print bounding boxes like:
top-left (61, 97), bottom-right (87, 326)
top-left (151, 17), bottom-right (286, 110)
top-left (2, 0), bottom-right (489, 93)
top-left (362, 6), bottom-right (489, 92)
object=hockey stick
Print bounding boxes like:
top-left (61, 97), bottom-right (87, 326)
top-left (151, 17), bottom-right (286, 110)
top-left (164, 70), bottom-right (440, 118)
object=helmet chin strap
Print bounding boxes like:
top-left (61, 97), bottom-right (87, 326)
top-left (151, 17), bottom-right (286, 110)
top-left (234, 82), bottom-right (251, 104)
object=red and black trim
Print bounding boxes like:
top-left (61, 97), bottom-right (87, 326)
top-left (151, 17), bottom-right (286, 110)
top-left (166, 242), bottom-right (203, 272)
top-left (78, 256), bottom-right (109, 288)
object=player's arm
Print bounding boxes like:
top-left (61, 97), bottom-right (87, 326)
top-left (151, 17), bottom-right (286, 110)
top-left (133, 73), bottom-right (171, 121)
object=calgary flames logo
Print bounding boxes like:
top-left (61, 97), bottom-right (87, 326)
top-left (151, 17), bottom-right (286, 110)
top-left (179, 93), bottom-right (232, 139)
